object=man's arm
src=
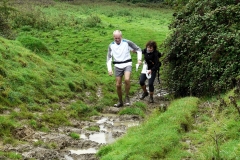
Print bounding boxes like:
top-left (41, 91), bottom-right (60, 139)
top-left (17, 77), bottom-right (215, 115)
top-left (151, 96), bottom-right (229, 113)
top-left (106, 45), bottom-right (113, 75)
top-left (126, 40), bottom-right (142, 64)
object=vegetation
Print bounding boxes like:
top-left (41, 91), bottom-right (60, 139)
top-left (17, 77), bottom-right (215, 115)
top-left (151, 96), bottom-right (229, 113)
top-left (0, 0), bottom-right (172, 147)
top-left (107, 0), bottom-right (189, 8)
top-left (98, 91), bottom-right (240, 159)
top-left (163, 0), bottom-right (240, 97)
top-left (118, 101), bottom-right (147, 117)
top-left (69, 132), bottom-right (80, 139)
top-left (86, 126), bottom-right (100, 132)
top-left (0, 0), bottom-right (239, 159)
top-left (98, 97), bottom-right (200, 159)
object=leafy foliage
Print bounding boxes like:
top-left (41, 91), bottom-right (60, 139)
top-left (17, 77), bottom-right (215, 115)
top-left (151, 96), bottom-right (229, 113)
top-left (163, 0), bottom-right (240, 97)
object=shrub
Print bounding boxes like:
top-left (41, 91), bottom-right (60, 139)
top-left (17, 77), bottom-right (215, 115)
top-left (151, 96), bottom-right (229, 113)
top-left (83, 15), bottom-right (101, 28)
top-left (163, 0), bottom-right (240, 97)
top-left (10, 6), bottom-right (54, 31)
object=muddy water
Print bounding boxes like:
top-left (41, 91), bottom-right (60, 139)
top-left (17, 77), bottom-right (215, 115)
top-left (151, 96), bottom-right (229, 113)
top-left (1, 87), bottom-right (168, 160)
top-left (1, 113), bottom-right (142, 160)
top-left (67, 114), bottom-right (140, 156)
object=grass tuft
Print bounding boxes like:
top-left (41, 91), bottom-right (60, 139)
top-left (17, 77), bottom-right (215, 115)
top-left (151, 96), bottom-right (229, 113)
top-left (17, 35), bottom-right (50, 55)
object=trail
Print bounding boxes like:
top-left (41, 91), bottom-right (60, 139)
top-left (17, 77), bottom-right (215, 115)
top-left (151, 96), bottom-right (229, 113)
top-left (1, 81), bottom-right (169, 160)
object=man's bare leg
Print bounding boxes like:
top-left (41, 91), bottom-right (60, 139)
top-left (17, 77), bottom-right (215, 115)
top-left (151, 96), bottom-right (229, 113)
top-left (124, 71), bottom-right (131, 96)
top-left (116, 76), bottom-right (123, 103)
top-left (124, 71), bottom-right (131, 105)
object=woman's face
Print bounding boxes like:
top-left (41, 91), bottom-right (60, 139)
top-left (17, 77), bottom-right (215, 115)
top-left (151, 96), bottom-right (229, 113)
top-left (147, 46), bottom-right (154, 53)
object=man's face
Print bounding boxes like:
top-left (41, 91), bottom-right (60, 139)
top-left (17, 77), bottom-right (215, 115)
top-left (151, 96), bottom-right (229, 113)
top-left (114, 34), bottom-right (122, 44)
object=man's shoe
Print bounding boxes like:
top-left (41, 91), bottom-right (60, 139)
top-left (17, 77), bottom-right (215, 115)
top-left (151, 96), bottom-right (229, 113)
top-left (114, 101), bottom-right (123, 107)
top-left (149, 96), bottom-right (154, 103)
top-left (125, 96), bottom-right (130, 106)
top-left (140, 92), bottom-right (149, 100)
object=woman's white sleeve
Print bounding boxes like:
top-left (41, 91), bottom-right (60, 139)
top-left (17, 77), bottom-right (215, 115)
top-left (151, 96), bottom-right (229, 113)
top-left (137, 50), bottom-right (142, 61)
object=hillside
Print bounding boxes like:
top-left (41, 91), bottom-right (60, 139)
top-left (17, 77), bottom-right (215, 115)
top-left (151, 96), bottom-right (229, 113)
top-left (0, 0), bottom-right (240, 160)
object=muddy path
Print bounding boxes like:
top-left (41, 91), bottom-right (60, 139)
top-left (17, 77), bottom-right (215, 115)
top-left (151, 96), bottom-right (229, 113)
top-left (1, 84), bottom-right (169, 160)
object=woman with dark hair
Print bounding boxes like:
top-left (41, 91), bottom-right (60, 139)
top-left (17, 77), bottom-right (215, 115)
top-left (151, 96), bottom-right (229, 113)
top-left (139, 40), bottom-right (161, 103)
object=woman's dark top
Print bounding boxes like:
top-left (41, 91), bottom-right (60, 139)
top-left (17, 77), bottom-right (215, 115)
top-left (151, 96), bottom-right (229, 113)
top-left (142, 48), bottom-right (161, 72)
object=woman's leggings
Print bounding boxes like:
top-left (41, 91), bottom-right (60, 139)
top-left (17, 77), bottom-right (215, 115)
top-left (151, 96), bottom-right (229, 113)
top-left (139, 71), bottom-right (156, 92)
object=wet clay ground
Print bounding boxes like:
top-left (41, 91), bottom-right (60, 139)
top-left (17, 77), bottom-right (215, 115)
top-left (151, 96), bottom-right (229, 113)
top-left (1, 85), bottom-right (169, 160)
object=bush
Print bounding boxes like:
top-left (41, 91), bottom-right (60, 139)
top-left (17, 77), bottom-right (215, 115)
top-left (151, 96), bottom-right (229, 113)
top-left (163, 0), bottom-right (240, 97)
top-left (10, 7), bottom-right (54, 31)
top-left (83, 15), bottom-right (101, 28)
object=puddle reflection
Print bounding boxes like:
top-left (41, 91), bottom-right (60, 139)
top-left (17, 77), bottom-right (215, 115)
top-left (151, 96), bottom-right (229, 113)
top-left (80, 132), bottom-right (115, 144)
top-left (67, 114), bottom-right (139, 156)
top-left (70, 148), bottom-right (97, 154)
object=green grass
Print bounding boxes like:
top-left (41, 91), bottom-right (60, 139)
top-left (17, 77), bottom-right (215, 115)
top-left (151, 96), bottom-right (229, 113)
top-left (0, 151), bottom-right (22, 159)
top-left (1, 0), bottom-right (173, 129)
top-left (0, 116), bottom-right (18, 138)
top-left (1, 1), bottom-right (240, 160)
top-left (86, 126), bottom-right (100, 132)
top-left (69, 132), bottom-right (80, 140)
top-left (118, 101), bottom-right (147, 117)
top-left (98, 91), bottom-right (240, 159)
top-left (0, 2), bottom-right (174, 158)
top-left (97, 97), bottom-right (199, 159)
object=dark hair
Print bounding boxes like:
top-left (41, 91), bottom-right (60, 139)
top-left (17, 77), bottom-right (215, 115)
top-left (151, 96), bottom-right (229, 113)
top-left (145, 40), bottom-right (157, 50)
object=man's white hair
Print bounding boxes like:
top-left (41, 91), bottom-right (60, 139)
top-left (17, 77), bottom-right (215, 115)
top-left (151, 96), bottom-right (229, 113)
top-left (113, 30), bottom-right (122, 36)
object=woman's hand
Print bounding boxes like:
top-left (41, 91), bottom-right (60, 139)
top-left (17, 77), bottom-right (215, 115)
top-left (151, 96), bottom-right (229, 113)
top-left (147, 70), bottom-right (152, 74)
top-left (138, 60), bottom-right (142, 65)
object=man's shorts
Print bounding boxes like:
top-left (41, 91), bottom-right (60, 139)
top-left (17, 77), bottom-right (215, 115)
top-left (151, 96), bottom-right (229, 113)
top-left (114, 66), bottom-right (132, 77)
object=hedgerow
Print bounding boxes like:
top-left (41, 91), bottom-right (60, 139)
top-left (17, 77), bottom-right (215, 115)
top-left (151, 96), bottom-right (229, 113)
top-left (163, 0), bottom-right (240, 97)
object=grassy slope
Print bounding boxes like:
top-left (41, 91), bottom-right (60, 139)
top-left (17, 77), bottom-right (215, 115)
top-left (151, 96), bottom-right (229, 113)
top-left (12, 0), bottom-right (173, 105)
top-left (98, 97), bottom-right (200, 159)
top-left (98, 92), bottom-right (240, 159)
top-left (0, 35), bottom-right (97, 107)
top-left (1, 1), bottom-right (240, 159)
top-left (0, 0), bottom-right (173, 142)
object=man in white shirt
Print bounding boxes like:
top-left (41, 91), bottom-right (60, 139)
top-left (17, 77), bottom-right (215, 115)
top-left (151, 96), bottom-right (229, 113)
top-left (107, 30), bottom-right (142, 107)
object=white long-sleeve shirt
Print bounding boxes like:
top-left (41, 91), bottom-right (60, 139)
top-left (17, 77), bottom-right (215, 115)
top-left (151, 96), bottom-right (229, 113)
top-left (106, 39), bottom-right (142, 72)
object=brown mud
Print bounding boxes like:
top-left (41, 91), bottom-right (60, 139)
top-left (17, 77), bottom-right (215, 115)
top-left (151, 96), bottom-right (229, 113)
top-left (1, 84), bottom-right (169, 160)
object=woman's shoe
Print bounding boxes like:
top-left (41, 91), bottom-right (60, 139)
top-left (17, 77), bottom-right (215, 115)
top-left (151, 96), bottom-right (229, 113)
top-left (140, 92), bottom-right (149, 100)
top-left (149, 96), bottom-right (154, 103)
